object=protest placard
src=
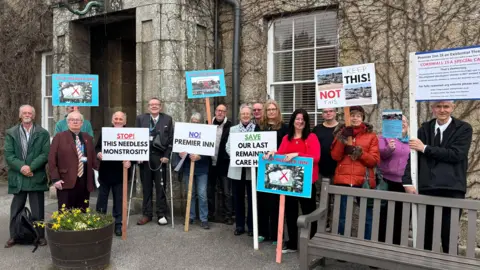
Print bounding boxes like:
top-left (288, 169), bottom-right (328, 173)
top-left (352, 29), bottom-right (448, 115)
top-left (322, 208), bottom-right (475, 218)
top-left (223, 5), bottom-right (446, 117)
top-left (52, 74), bottom-right (99, 106)
top-left (229, 132), bottom-right (277, 167)
top-left (382, 110), bottom-right (403, 138)
top-left (172, 122), bottom-right (217, 156)
top-left (315, 63), bottom-right (377, 109)
top-left (101, 128), bottom-right (149, 161)
top-left (185, 69), bottom-right (227, 99)
top-left (413, 46), bottom-right (480, 101)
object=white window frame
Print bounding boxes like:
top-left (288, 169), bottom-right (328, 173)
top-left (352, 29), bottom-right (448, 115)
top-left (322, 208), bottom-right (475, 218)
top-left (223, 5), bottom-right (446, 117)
top-left (267, 11), bottom-right (339, 126)
top-left (41, 52), bottom-right (54, 136)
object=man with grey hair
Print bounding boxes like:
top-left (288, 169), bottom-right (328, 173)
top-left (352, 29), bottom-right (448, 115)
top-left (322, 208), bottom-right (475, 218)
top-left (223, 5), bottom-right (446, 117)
top-left (54, 106), bottom-right (94, 137)
top-left (5, 105), bottom-right (50, 248)
top-left (252, 103), bottom-right (263, 124)
top-left (403, 100), bottom-right (472, 253)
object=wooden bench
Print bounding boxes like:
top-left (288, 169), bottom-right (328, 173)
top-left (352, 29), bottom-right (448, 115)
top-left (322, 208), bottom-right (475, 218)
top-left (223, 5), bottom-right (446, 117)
top-left (298, 178), bottom-right (480, 270)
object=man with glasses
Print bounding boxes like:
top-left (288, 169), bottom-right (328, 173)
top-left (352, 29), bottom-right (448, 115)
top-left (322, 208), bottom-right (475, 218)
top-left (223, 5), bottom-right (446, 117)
top-left (49, 111), bottom-right (98, 211)
top-left (135, 98), bottom-right (173, 226)
top-left (53, 106), bottom-right (94, 137)
top-left (252, 103), bottom-right (263, 124)
top-left (207, 104), bottom-right (232, 223)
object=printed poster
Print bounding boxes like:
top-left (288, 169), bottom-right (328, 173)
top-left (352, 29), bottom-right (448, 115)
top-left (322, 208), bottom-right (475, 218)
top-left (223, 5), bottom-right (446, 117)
top-left (382, 110), bottom-right (403, 139)
top-left (52, 74), bottom-right (99, 106)
top-left (101, 128), bottom-right (150, 161)
top-left (229, 132), bottom-right (277, 167)
top-left (257, 154), bottom-right (313, 198)
top-left (185, 69), bottom-right (227, 99)
top-left (172, 122), bottom-right (217, 156)
top-left (315, 63), bottom-right (377, 109)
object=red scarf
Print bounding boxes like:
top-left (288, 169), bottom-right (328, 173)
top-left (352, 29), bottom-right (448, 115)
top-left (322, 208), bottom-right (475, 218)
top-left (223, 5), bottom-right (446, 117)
top-left (352, 123), bottom-right (366, 137)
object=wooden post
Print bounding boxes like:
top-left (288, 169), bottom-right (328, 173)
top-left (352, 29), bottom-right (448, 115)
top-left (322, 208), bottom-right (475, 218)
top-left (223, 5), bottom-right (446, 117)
top-left (251, 167), bottom-right (259, 250)
top-left (122, 166), bottom-right (128, 240)
top-left (184, 160), bottom-right (196, 232)
top-left (206, 98), bottom-right (212, 125)
top-left (343, 107), bottom-right (353, 145)
top-left (276, 195), bottom-right (286, 263)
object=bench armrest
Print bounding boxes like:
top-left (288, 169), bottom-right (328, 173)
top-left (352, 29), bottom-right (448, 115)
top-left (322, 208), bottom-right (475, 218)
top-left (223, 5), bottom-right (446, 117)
top-left (298, 207), bottom-right (327, 229)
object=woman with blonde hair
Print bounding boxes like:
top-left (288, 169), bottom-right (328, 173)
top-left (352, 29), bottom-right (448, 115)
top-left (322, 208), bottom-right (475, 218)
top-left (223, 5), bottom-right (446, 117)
top-left (254, 100), bottom-right (288, 243)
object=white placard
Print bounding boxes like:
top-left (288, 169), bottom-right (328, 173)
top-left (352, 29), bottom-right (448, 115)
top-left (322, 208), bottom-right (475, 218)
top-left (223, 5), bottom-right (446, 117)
top-left (414, 46), bottom-right (480, 101)
top-left (101, 127), bottom-right (150, 161)
top-left (172, 122), bottom-right (217, 156)
top-left (315, 63), bottom-right (377, 108)
top-left (229, 131), bottom-right (277, 167)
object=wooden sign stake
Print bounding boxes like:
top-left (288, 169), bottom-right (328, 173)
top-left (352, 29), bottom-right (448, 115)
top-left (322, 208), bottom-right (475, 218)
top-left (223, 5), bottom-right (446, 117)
top-left (184, 160), bottom-right (196, 232)
top-left (205, 97), bottom-right (212, 125)
top-left (122, 166), bottom-right (128, 240)
top-left (343, 107), bottom-right (353, 145)
top-left (275, 195), bottom-right (286, 263)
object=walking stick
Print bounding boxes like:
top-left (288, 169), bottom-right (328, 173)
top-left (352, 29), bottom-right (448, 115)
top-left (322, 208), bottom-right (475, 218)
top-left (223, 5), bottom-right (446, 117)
top-left (127, 164), bottom-right (136, 227)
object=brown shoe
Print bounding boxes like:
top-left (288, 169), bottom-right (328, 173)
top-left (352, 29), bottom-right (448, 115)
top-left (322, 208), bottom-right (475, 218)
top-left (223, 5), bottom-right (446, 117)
top-left (4, 239), bottom-right (15, 248)
top-left (38, 238), bottom-right (47, 246)
top-left (137, 216), bottom-right (152, 225)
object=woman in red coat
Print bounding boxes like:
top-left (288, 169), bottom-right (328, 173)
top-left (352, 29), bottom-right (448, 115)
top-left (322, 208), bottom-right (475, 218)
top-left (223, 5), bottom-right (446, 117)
top-left (265, 109), bottom-right (320, 253)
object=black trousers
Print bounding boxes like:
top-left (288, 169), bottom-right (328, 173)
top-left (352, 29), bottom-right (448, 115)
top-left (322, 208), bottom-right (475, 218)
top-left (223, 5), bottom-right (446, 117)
top-left (207, 165), bottom-right (217, 217)
top-left (258, 192), bottom-right (279, 241)
top-left (208, 165), bottom-right (233, 219)
top-left (285, 184), bottom-right (317, 250)
top-left (57, 175), bottom-right (90, 211)
top-left (10, 191), bottom-right (45, 238)
top-left (378, 179), bottom-right (405, 244)
top-left (232, 169), bottom-right (253, 232)
top-left (421, 189), bottom-right (464, 254)
top-left (96, 181), bottom-right (123, 228)
top-left (140, 157), bottom-right (168, 218)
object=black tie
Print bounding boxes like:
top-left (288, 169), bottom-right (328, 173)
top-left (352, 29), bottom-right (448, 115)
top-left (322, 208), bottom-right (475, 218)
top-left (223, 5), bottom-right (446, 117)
top-left (434, 128), bottom-right (441, 146)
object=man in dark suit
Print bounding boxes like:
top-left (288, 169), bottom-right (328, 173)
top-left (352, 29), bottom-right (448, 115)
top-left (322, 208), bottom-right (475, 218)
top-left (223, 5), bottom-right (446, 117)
top-left (403, 100), bottom-right (473, 254)
top-left (136, 97), bottom-right (173, 226)
top-left (49, 110), bottom-right (98, 211)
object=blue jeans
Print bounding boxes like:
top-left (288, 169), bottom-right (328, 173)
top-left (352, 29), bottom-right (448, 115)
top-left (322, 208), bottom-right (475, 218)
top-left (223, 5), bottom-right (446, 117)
top-left (183, 173), bottom-right (209, 222)
top-left (338, 195), bottom-right (373, 240)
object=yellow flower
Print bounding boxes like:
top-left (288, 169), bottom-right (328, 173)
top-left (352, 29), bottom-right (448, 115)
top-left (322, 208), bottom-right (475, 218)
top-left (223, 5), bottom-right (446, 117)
top-left (67, 219), bottom-right (72, 223)
top-left (84, 199), bottom-right (89, 204)
top-left (57, 217), bottom-right (61, 222)
top-left (52, 223), bottom-right (60, 230)
top-left (87, 221), bottom-right (91, 225)
top-left (52, 211), bottom-right (58, 219)
top-left (62, 204), bottom-right (66, 208)
top-left (33, 224), bottom-right (37, 228)
top-left (86, 208), bottom-right (91, 213)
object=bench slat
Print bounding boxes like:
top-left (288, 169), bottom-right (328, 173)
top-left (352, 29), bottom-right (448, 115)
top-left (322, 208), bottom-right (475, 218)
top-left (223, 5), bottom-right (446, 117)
top-left (467, 210), bottom-right (477, 258)
top-left (345, 196), bottom-right (354, 237)
top-left (417, 204), bottom-right (426, 250)
top-left (401, 202), bottom-right (411, 247)
top-left (371, 199), bottom-right (380, 241)
top-left (385, 200), bottom-right (395, 244)
top-left (332, 194), bottom-right (340, 235)
top-left (358, 197), bottom-right (367, 240)
top-left (449, 208), bottom-right (460, 256)
top-left (432, 206), bottom-right (443, 252)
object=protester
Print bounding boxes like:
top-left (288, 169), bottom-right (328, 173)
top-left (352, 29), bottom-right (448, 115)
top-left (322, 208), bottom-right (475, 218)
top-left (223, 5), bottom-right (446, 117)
top-left (207, 104), bottom-right (232, 224)
top-left (226, 104), bottom-right (256, 236)
top-left (179, 113), bottom-right (211, 229)
top-left (95, 111), bottom-right (132, 237)
top-left (378, 115), bottom-right (410, 244)
top-left (265, 109), bottom-right (320, 253)
top-left (54, 106), bottom-right (94, 137)
top-left (254, 100), bottom-right (288, 243)
top-left (331, 106), bottom-right (379, 240)
top-left (252, 103), bottom-right (263, 124)
top-left (4, 105), bottom-right (50, 248)
top-left (136, 97), bottom-right (173, 226)
top-left (403, 101), bottom-right (472, 253)
top-left (49, 111), bottom-right (98, 211)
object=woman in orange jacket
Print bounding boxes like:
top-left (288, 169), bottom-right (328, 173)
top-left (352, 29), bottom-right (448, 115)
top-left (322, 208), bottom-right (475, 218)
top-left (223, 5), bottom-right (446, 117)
top-left (330, 106), bottom-right (379, 240)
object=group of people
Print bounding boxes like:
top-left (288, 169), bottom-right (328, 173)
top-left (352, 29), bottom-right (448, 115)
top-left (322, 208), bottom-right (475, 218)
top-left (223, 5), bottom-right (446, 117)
top-left (4, 98), bottom-right (472, 257)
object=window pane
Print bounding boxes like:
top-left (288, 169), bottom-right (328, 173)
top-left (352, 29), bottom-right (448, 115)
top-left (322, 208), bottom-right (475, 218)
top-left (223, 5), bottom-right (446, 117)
top-left (282, 113), bottom-right (291, 126)
top-left (46, 76), bottom-right (52, 96)
top-left (294, 49), bottom-right (314, 81)
top-left (316, 11), bottom-right (338, 47)
top-left (274, 84), bottom-right (294, 112)
top-left (316, 47), bottom-right (337, 69)
top-left (294, 83), bottom-right (316, 112)
top-left (47, 98), bottom-right (53, 117)
top-left (46, 54), bottom-right (53, 74)
top-left (48, 118), bottom-right (55, 135)
top-left (274, 52), bottom-right (292, 82)
top-left (294, 16), bottom-right (314, 49)
top-left (274, 19), bottom-right (292, 51)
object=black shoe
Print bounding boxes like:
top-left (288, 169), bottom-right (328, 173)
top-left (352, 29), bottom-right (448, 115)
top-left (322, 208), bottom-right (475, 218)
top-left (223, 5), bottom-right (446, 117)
top-left (224, 218), bottom-right (234, 225)
top-left (234, 229), bottom-right (245, 236)
top-left (201, 221), bottom-right (210, 230)
top-left (115, 226), bottom-right (122, 237)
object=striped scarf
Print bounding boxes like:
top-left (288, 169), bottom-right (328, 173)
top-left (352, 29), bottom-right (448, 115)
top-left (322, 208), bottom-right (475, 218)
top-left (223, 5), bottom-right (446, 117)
top-left (19, 124), bottom-right (34, 161)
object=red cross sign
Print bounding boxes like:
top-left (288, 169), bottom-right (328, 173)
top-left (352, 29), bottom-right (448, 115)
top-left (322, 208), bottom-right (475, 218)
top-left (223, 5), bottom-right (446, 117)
top-left (72, 87), bottom-right (80, 96)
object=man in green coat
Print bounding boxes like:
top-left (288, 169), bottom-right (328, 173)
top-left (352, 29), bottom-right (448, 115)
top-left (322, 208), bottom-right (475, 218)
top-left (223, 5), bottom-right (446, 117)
top-left (53, 106), bottom-right (94, 137)
top-left (4, 105), bottom-right (50, 248)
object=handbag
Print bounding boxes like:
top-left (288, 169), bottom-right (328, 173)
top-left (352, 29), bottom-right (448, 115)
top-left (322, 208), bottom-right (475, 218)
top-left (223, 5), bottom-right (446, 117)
top-left (152, 133), bottom-right (167, 152)
top-left (362, 167), bottom-right (388, 207)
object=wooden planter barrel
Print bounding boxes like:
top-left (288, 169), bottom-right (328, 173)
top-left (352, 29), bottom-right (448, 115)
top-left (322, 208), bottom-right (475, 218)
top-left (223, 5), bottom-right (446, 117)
top-left (46, 222), bottom-right (114, 270)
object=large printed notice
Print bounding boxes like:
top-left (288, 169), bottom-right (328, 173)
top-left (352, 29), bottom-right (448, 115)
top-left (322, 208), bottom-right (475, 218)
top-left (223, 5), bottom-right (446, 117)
top-left (414, 46), bottom-right (480, 101)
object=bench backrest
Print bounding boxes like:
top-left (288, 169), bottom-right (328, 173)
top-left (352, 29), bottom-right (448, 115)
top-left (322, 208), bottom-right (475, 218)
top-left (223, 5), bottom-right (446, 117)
top-left (318, 178), bottom-right (480, 258)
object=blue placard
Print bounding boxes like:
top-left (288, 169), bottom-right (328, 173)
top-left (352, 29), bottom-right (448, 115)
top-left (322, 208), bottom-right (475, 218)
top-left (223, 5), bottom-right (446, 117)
top-left (257, 153), bottom-right (313, 198)
top-left (185, 69), bottom-right (226, 99)
top-left (381, 109), bottom-right (403, 139)
top-left (52, 74), bottom-right (99, 106)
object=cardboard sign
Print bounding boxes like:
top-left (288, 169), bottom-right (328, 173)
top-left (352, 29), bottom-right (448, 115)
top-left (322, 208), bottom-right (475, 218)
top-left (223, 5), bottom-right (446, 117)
top-left (101, 128), bottom-right (149, 161)
top-left (414, 46), bottom-right (480, 101)
top-left (315, 63), bottom-right (377, 108)
top-left (186, 69), bottom-right (227, 99)
top-left (173, 122), bottom-right (217, 156)
top-left (382, 110), bottom-right (403, 138)
top-left (229, 132), bottom-right (277, 167)
top-left (257, 154), bottom-right (313, 198)
top-left (52, 74), bottom-right (99, 106)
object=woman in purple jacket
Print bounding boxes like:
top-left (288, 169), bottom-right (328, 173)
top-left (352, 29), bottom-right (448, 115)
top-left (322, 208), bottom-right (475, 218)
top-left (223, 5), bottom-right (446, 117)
top-left (378, 115), bottom-right (410, 245)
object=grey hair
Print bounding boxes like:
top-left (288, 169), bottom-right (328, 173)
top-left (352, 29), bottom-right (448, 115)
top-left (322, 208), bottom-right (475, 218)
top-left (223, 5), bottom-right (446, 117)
top-left (239, 103), bottom-right (253, 119)
top-left (67, 111), bottom-right (84, 121)
top-left (112, 111), bottom-right (127, 122)
top-left (191, 112), bottom-right (202, 122)
top-left (18, 105), bottom-right (35, 118)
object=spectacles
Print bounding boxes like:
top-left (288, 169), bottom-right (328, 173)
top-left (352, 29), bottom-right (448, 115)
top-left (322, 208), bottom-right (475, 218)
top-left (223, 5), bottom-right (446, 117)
top-left (149, 103), bottom-right (161, 107)
top-left (266, 108), bottom-right (277, 112)
top-left (216, 109), bottom-right (226, 113)
top-left (322, 110), bottom-right (335, 113)
top-left (68, 119), bottom-right (82, 123)
top-left (253, 109), bottom-right (262, 112)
